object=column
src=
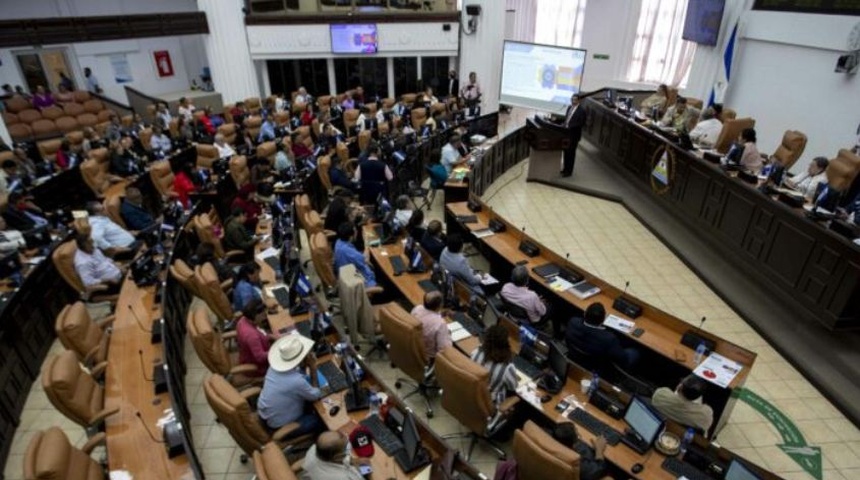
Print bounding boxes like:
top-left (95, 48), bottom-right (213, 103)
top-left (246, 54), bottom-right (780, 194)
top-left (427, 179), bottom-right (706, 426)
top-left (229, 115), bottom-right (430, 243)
top-left (197, 0), bottom-right (259, 103)
top-left (0, 117), bottom-right (10, 146)
top-left (458, 0), bottom-right (506, 114)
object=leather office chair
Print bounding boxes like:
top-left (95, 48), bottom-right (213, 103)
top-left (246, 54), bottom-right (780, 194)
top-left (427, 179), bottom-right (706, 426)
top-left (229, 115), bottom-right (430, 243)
top-left (310, 231), bottom-right (337, 294)
top-left (295, 126), bottom-right (314, 150)
top-left (55, 301), bottom-right (114, 378)
top-left (203, 374), bottom-right (314, 463)
top-left (253, 443), bottom-right (300, 480)
top-left (411, 108), bottom-right (428, 131)
top-left (51, 240), bottom-right (120, 303)
top-left (77, 113), bottom-right (99, 130)
top-left (5, 95), bottom-right (31, 113)
top-left (771, 130), bottom-right (808, 171)
top-left (37, 139), bottom-right (62, 163)
top-left (42, 350), bottom-right (118, 431)
top-left (65, 131), bottom-right (84, 152)
top-left (358, 130), bottom-right (372, 152)
top-left (686, 98), bottom-right (704, 110)
top-left (294, 194), bottom-right (312, 233)
top-left (245, 97), bottom-right (263, 114)
top-left (23, 427), bottom-right (105, 480)
top-left (192, 213), bottom-right (246, 262)
top-left (149, 160), bottom-right (176, 199)
top-left (379, 302), bottom-right (436, 417)
top-left (498, 295), bottom-right (530, 325)
top-left (170, 258), bottom-right (202, 298)
top-left (80, 148), bottom-right (114, 198)
top-left (318, 155), bottom-right (333, 193)
top-left (274, 111), bottom-right (290, 129)
top-left (55, 116), bottom-right (80, 134)
top-left (73, 91), bottom-right (92, 103)
top-left (401, 93), bottom-right (417, 105)
top-left (244, 115), bottom-right (263, 140)
top-left (63, 102), bottom-right (86, 117)
top-left (196, 143), bottom-right (220, 169)
top-left (103, 194), bottom-right (126, 229)
top-left (256, 141), bottom-right (277, 166)
top-left (9, 123), bottom-right (33, 142)
top-left (230, 155), bottom-right (251, 188)
top-left (512, 421), bottom-right (582, 480)
top-left (291, 101), bottom-right (307, 115)
top-left (826, 149), bottom-right (860, 194)
top-left (40, 106), bottom-right (64, 121)
top-left (435, 348), bottom-right (518, 460)
top-left (83, 99), bottom-right (103, 114)
top-left (188, 305), bottom-right (260, 386)
top-left (717, 107), bottom-right (736, 122)
top-left (218, 123), bottom-right (238, 145)
top-left (194, 263), bottom-right (238, 328)
top-left (18, 109), bottom-right (42, 125)
top-left (343, 109), bottom-right (360, 134)
top-left (714, 117), bottom-right (755, 154)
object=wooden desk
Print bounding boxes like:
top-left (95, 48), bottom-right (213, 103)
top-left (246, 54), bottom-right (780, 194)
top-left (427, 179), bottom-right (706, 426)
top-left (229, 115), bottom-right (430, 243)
top-left (104, 276), bottom-right (190, 479)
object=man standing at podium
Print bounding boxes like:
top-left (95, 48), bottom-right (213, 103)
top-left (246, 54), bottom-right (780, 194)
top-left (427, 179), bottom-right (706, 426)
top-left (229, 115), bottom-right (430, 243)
top-left (559, 93), bottom-right (586, 178)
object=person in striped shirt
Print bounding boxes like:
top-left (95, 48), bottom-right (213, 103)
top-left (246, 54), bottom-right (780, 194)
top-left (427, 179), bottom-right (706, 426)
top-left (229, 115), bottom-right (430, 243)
top-left (470, 324), bottom-right (518, 406)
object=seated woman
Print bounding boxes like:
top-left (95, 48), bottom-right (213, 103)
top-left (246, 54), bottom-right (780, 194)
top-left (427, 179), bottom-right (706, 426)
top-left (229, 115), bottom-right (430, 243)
top-left (392, 195), bottom-right (413, 230)
top-left (470, 324), bottom-right (518, 406)
top-left (640, 83), bottom-right (669, 113)
top-left (739, 128), bottom-right (763, 174)
top-left (235, 298), bottom-right (271, 377)
top-left (785, 156), bottom-right (829, 201)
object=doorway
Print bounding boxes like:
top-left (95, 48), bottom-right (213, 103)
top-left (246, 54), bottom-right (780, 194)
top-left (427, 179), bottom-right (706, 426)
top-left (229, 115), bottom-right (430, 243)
top-left (14, 48), bottom-right (76, 94)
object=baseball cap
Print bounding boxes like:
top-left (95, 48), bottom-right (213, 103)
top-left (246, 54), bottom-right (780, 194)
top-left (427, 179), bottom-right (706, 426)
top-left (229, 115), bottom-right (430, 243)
top-left (349, 424), bottom-right (375, 457)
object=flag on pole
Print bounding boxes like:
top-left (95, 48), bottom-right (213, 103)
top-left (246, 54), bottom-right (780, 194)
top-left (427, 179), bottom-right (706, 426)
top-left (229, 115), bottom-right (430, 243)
top-left (708, 21), bottom-right (739, 107)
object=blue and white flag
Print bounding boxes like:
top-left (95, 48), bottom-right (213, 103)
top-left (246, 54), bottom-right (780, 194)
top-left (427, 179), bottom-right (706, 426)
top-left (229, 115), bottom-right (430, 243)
top-left (296, 270), bottom-right (312, 297)
top-left (708, 21), bottom-right (739, 107)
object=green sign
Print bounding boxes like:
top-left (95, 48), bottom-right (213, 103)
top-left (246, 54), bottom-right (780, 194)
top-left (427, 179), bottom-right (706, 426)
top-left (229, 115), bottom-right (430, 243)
top-left (593, 54), bottom-right (610, 60)
top-left (734, 388), bottom-right (822, 480)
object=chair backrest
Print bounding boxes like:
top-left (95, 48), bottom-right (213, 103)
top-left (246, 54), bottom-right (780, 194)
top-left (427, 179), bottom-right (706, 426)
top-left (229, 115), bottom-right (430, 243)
top-left (187, 305), bottom-right (232, 375)
top-left (714, 117), bottom-right (755, 154)
top-left (717, 107), bottom-right (736, 122)
top-left (193, 213), bottom-right (226, 258)
top-left (230, 155), bottom-right (250, 188)
top-left (18, 109), bottom-right (42, 124)
top-left (310, 231), bottom-right (336, 289)
top-left (411, 108), bottom-right (428, 130)
top-left (245, 97), bottom-right (262, 114)
top-left (401, 93), bottom-right (417, 105)
top-left (303, 209), bottom-right (324, 236)
top-left (41, 350), bottom-right (104, 428)
top-left (9, 123), bottom-right (33, 142)
top-left (826, 149), bottom-right (860, 193)
top-left (343, 109), bottom-right (360, 132)
top-left (253, 444), bottom-right (299, 480)
top-left (218, 123), bottom-right (238, 144)
top-left (336, 142), bottom-right (349, 164)
top-left (256, 141), bottom-right (277, 166)
top-left (203, 374), bottom-right (270, 454)
top-left (772, 130), bottom-right (807, 170)
top-left (435, 347), bottom-right (494, 435)
top-left (294, 194), bottom-right (312, 230)
top-left (37, 139), bottom-right (62, 163)
top-left (80, 147), bottom-right (111, 196)
top-left (149, 160), bottom-right (175, 198)
top-left (55, 302), bottom-right (105, 365)
top-left (194, 263), bottom-right (234, 321)
top-left (63, 102), bottom-right (86, 117)
top-left (24, 427), bottom-right (102, 480)
top-left (5, 95), bottom-right (32, 113)
top-left (318, 155), bottom-right (333, 192)
top-left (358, 130), bottom-right (372, 152)
top-left (104, 194), bottom-right (126, 228)
top-left (65, 131), bottom-right (84, 151)
top-left (52, 240), bottom-right (85, 293)
top-left (196, 143), bottom-right (220, 169)
top-left (170, 259), bottom-right (201, 298)
top-left (244, 115), bottom-right (263, 139)
top-left (40, 106), bottom-right (64, 121)
top-left (513, 421), bottom-right (581, 480)
top-left (379, 302), bottom-right (426, 383)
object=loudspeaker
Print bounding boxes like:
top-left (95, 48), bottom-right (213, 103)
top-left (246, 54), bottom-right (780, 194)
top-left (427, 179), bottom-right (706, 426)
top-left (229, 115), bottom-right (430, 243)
top-left (612, 297), bottom-right (642, 319)
top-left (518, 240), bottom-right (540, 257)
top-left (465, 4), bottom-right (482, 15)
top-left (150, 318), bottom-right (163, 344)
top-left (153, 364), bottom-right (168, 394)
top-left (488, 218), bottom-right (506, 233)
top-left (163, 421), bottom-right (185, 458)
top-left (467, 198), bottom-right (482, 212)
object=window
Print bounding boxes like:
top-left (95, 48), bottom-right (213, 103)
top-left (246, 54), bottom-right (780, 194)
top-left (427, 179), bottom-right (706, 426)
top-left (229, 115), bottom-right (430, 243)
top-left (266, 59), bottom-right (329, 97)
top-left (534, 0), bottom-right (587, 48)
top-left (627, 0), bottom-right (697, 87)
top-left (333, 57), bottom-right (388, 98)
top-left (393, 57), bottom-right (418, 97)
top-left (420, 56), bottom-right (449, 96)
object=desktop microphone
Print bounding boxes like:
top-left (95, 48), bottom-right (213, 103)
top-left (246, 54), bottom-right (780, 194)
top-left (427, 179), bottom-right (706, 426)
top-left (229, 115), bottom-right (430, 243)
top-left (681, 315), bottom-right (716, 353)
top-left (612, 280), bottom-right (642, 319)
top-left (623, 281), bottom-right (630, 295)
top-left (135, 411), bottom-right (164, 443)
top-left (139, 348), bottom-right (169, 394)
top-left (129, 304), bottom-right (151, 333)
top-left (138, 350), bottom-right (153, 382)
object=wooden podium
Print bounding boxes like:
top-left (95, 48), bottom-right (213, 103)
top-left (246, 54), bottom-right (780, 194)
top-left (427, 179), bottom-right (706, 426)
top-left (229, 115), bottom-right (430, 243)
top-left (525, 116), bottom-right (570, 182)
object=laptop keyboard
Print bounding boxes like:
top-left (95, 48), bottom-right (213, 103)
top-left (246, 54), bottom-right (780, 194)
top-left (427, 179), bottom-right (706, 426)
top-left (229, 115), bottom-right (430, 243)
top-left (317, 361), bottom-right (349, 393)
top-left (662, 457), bottom-right (715, 480)
top-left (360, 414), bottom-right (404, 457)
top-left (453, 312), bottom-right (484, 336)
top-left (567, 408), bottom-right (622, 446)
top-left (512, 354), bottom-right (543, 380)
top-left (390, 256), bottom-right (406, 275)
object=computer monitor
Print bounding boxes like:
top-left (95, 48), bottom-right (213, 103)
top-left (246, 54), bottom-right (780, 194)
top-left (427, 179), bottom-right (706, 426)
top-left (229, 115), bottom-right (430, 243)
top-left (400, 410), bottom-right (422, 463)
top-left (343, 351), bottom-right (370, 412)
top-left (409, 248), bottom-right (423, 271)
top-left (547, 341), bottom-right (569, 380)
top-left (623, 397), bottom-right (663, 447)
top-left (725, 459), bottom-right (762, 480)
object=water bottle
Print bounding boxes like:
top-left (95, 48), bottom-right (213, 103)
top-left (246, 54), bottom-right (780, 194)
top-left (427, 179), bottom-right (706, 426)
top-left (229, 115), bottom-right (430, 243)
top-left (308, 301), bottom-right (319, 324)
top-left (680, 427), bottom-right (695, 456)
top-left (352, 357), bottom-right (365, 381)
top-left (519, 326), bottom-right (537, 347)
top-left (588, 372), bottom-right (600, 397)
top-left (694, 343), bottom-right (707, 364)
top-left (368, 390), bottom-right (381, 416)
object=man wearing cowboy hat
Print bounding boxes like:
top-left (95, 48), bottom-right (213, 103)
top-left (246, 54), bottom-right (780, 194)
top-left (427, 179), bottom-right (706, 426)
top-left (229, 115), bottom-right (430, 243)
top-left (257, 333), bottom-right (325, 437)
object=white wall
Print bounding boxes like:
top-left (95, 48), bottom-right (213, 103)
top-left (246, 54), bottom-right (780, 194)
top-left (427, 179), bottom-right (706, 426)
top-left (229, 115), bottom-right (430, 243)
top-left (458, 0), bottom-right (506, 113)
top-left (579, 0), bottom-right (642, 91)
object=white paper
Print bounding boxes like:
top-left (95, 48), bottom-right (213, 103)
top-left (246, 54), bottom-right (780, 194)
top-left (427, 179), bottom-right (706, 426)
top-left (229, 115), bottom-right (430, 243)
top-left (549, 276), bottom-right (575, 292)
top-left (480, 273), bottom-right (499, 286)
top-left (255, 247), bottom-right (279, 260)
top-left (603, 314), bottom-right (635, 334)
top-left (472, 228), bottom-right (495, 238)
top-left (109, 471), bottom-right (133, 480)
top-left (693, 352), bottom-right (743, 388)
top-left (447, 322), bottom-right (472, 342)
top-left (516, 383), bottom-right (544, 410)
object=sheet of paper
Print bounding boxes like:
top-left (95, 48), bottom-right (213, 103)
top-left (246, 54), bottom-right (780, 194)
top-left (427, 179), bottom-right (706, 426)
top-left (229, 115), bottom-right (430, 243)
top-left (472, 228), bottom-right (495, 238)
top-left (447, 322), bottom-right (472, 342)
top-left (255, 247), bottom-right (279, 260)
top-left (693, 352), bottom-right (743, 388)
top-left (603, 314), bottom-right (635, 334)
top-left (480, 273), bottom-right (499, 286)
top-left (516, 383), bottom-right (544, 411)
top-left (549, 276), bottom-right (575, 292)
top-left (264, 284), bottom-right (288, 298)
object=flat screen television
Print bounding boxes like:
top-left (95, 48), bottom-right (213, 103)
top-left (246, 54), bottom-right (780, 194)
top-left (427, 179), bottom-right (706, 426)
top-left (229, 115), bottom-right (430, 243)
top-left (330, 24), bottom-right (378, 54)
top-left (682, 0), bottom-right (726, 46)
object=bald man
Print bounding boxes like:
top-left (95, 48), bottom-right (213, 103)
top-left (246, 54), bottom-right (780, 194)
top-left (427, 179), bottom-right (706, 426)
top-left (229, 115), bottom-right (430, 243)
top-left (302, 431), bottom-right (368, 480)
top-left (410, 291), bottom-right (452, 364)
top-left (120, 187), bottom-right (155, 231)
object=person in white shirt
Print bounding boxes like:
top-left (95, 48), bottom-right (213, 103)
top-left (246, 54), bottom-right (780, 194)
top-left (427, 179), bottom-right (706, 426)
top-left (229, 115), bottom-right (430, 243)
top-left (422, 86), bottom-right (439, 105)
top-left (294, 87), bottom-right (310, 106)
top-left (177, 97), bottom-right (196, 122)
top-left (73, 233), bottom-right (123, 294)
top-left (460, 71), bottom-right (482, 106)
top-left (688, 107), bottom-right (722, 148)
top-left (149, 125), bottom-right (172, 154)
top-left (86, 202), bottom-right (137, 256)
top-left (274, 93), bottom-right (288, 113)
top-left (302, 431), bottom-right (369, 480)
top-left (214, 134), bottom-right (236, 159)
top-left (392, 195), bottom-right (413, 229)
top-left (155, 102), bottom-right (172, 129)
top-left (355, 106), bottom-right (375, 133)
top-left (0, 217), bottom-right (25, 255)
top-left (440, 134), bottom-right (469, 174)
top-left (84, 68), bottom-right (102, 94)
top-left (785, 156), bottom-right (829, 200)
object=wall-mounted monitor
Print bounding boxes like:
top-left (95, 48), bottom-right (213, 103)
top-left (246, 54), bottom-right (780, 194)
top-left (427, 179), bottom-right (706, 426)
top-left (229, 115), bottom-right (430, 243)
top-left (682, 0), bottom-right (726, 46)
top-left (499, 40), bottom-right (586, 114)
top-left (330, 24), bottom-right (378, 54)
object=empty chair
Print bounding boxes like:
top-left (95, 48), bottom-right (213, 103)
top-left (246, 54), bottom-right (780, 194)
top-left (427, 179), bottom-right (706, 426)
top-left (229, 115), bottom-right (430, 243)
top-left (252, 443), bottom-right (299, 480)
top-left (379, 302), bottom-right (436, 417)
top-left (294, 194), bottom-right (312, 232)
top-left (230, 155), bottom-right (251, 188)
top-left (196, 143), bottom-right (220, 169)
top-left (245, 96), bottom-right (262, 114)
top-left (55, 116), bottom-right (80, 133)
top-left (5, 95), bottom-right (32, 113)
top-left (435, 348), bottom-right (518, 460)
top-left (825, 149), bottom-right (860, 194)
top-left (771, 130), bottom-right (808, 170)
top-left (23, 427), bottom-right (105, 480)
top-left (357, 130), bottom-right (372, 152)
top-left (4, 112), bottom-right (19, 126)
top-left (40, 106), bottom-right (64, 121)
top-left (149, 160), bottom-right (175, 198)
top-left (80, 148), bottom-right (114, 197)
top-left (310, 231), bottom-right (337, 292)
top-left (9, 123), bottom-right (33, 142)
top-left (203, 374), bottom-right (314, 463)
top-left (714, 117), bottom-right (755, 154)
top-left (18, 109), bottom-right (42, 124)
top-left (31, 119), bottom-right (58, 138)
top-left (187, 305), bottom-right (260, 386)
top-left (63, 102), bottom-right (86, 117)
top-left (73, 90), bottom-right (91, 103)
top-left (55, 301), bottom-right (114, 378)
top-left (83, 99), bottom-right (104, 114)
top-left (717, 107), bottom-right (736, 122)
top-left (42, 350), bottom-right (118, 430)
top-left (37, 139), bottom-right (63, 163)
top-left (194, 262), bottom-right (237, 326)
top-left (169, 258), bottom-right (202, 298)
top-left (317, 155), bottom-right (332, 193)
top-left (512, 421), bottom-right (582, 480)
top-left (76, 113), bottom-right (98, 129)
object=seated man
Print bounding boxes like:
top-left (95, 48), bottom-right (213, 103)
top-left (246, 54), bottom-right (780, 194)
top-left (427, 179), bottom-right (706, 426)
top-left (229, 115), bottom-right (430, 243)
top-left (440, 134), bottom-right (469, 174)
top-left (410, 291), bottom-right (453, 366)
top-left (257, 334), bottom-right (324, 436)
top-left (303, 431), bottom-right (369, 480)
top-left (551, 422), bottom-right (609, 480)
top-left (651, 375), bottom-right (714, 434)
top-left (73, 232), bottom-right (123, 295)
top-left (109, 136), bottom-right (144, 177)
top-left (222, 208), bottom-right (258, 255)
top-left (439, 234), bottom-right (483, 293)
top-left (232, 262), bottom-right (265, 312)
top-left (120, 187), bottom-right (155, 231)
top-left (688, 107), bottom-right (722, 147)
top-left (392, 195), bottom-right (413, 230)
top-left (420, 220), bottom-right (446, 261)
top-left (0, 216), bottom-right (25, 255)
top-left (86, 201), bottom-right (139, 259)
top-left (329, 156), bottom-right (356, 193)
top-left (333, 222), bottom-right (377, 287)
top-left (659, 96), bottom-right (697, 132)
top-left (565, 302), bottom-right (639, 369)
top-left (785, 156), bottom-right (829, 201)
top-left (149, 125), bottom-right (172, 155)
top-left (500, 265), bottom-right (560, 336)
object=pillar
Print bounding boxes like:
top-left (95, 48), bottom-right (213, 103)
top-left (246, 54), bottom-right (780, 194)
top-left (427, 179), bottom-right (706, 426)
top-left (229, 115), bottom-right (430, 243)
top-left (197, 0), bottom-right (259, 103)
top-left (458, 0), bottom-right (506, 114)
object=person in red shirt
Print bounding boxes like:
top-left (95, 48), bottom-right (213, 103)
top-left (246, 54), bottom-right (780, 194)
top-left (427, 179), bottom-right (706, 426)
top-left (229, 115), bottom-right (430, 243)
top-left (300, 103), bottom-right (315, 126)
top-left (173, 162), bottom-right (196, 209)
top-left (235, 298), bottom-right (271, 377)
top-left (231, 183), bottom-right (262, 229)
top-left (198, 107), bottom-right (217, 136)
top-left (54, 139), bottom-right (77, 170)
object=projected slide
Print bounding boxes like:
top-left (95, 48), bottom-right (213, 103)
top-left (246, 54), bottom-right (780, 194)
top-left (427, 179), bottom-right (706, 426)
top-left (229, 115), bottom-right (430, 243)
top-left (500, 41), bottom-right (586, 114)
top-left (330, 24), bottom-right (378, 54)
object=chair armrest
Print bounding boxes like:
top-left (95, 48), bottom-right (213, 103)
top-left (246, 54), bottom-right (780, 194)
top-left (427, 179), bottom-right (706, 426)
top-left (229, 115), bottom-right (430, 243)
top-left (90, 407), bottom-right (120, 426)
top-left (366, 286), bottom-right (384, 297)
top-left (90, 361), bottom-right (108, 379)
top-left (230, 364), bottom-right (260, 377)
top-left (220, 279), bottom-right (233, 291)
top-left (222, 331), bottom-right (238, 341)
top-left (224, 250), bottom-right (246, 259)
top-left (96, 314), bottom-right (116, 328)
top-left (498, 396), bottom-right (520, 415)
top-left (323, 229), bottom-right (337, 240)
top-left (81, 432), bottom-right (106, 454)
top-left (270, 422), bottom-right (303, 442)
top-left (83, 346), bottom-right (100, 365)
top-left (240, 386), bottom-right (262, 402)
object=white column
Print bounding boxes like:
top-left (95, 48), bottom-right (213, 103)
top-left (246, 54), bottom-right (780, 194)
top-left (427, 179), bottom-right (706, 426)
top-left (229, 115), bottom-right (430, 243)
top-left (256, 60), bottom-right (271, 97)
top-left (0, 116), bottom-right (11, 146)
top-left (386, 57), bottom-right (395, 99)
top-left (458, 0), bottom-right (506, 113)
top-left (197, 0), bottom-right (259, 103)
top-left (327, 58), bottom-right (337, 95)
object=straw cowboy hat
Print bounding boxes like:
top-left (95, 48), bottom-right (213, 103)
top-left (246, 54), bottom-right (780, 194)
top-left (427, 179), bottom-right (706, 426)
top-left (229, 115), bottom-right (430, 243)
top-left (268, 333), bottom-right (315, 372)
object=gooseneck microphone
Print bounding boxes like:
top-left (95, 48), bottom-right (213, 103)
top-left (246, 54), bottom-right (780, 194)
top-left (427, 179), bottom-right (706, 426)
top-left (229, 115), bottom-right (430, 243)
top-left (129, 304), bottom-right (151, 333)
top-left (135, 411), bottom-right (164, 443)
top-left (138, 349), bottom-right (153, 382)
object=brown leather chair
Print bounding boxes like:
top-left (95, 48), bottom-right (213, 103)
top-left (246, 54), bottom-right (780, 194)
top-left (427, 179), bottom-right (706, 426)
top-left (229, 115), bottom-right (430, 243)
top-left (51, 240), bottom-right (119, 302)
top-left (40, 106), bottom-right (64, 121)
top-left (192, 213), bottom-right (245, 262)
top-left (343, 109), bottom-right (360, 134)
top-left (381, 98), bottom-right (396, 110)
top-left (686, 98), bottom-right (704, 110)
top-left (401, 93), bottom-right (417, 105)
top-left (2, 112), bottom-right (18, 126)
top-left (80, 148), bottom-right (113, 197)
top-left (245, 97), bottom-right (263, 114)
top-left (37, 139), bottom-right (62, 163)
top-left (76, 113), bottom-right (98, 129)
top-left (294, 126), bottom-right (313, 149)
top-left (244, 115), bottom-right (263, 140)
top-left (188, 305), bottom-right (260, 386)
top-left (73, 91), bottom-right (91, 103)
top-left (411, 108), bottom-right (428, 130)
top-left (379, 302), bottom-right (435, 416)
top-left (138, 127), bottom-right (153, 153)
top-left (430, 102), bottom-right (446, 116)
top-left (5, 95), bottom-right (31, 113)
top-left (149, 160), bottom-right (175, 198)
top-left (318, 155), bottom-right (333, 192)
top-left (257, 141), bottom-right (277, 165)
top-left (310, 231), bottom-right (337, 291)
top-left (54, 116), bottom-right (79, 134)
top-left (196, 143), bottom-right (220, 169)
top-left (717, 107), bottom-right (736, 122)
top-left (23, 427), bottom-right (105, 480)
top-left (771, 130), bottom-right (807, 170)
top-left (42, 350), bottom-right (118, 430)
top-left (18, 109), bottom-right (42, 124)
top-left (666, 87), bottom-right (679, 108)
top-left (230, 155), bottom-right (251, 188)
top-left (194, 263), bottom-right (237, 326)
top-left (83, 99), bottom-right (104, 114)
top-left (218, 123), bottom-right (238, 145)
top-left (714, 117), bottom-right (756, 154)
top-left (274, 111), bottom-right (290, 129)
top-left (252, 443), bottom-right (300, 480)
top-left (311, 118), bottom-right (322, 138)
top-left (335, 142), bottom-right (349, 164)
top-left (357, 130), bottom-right (372, 152)
top-left (291, 101), bottom-right (307, 115)
top-left (513, 421), bottom-right (582, 480)
top-left (9, 123), bottom-right (32, 142)
top-left (55, 302), bottom-right (114, 378)
top-left (294, 194), bottom-right (312, 231)
top-left (168, 118), bottom-right (180, 138)
top-left (169, 258), bottom-right (206, 299)
top-left (826, 149), bottom-right (860, 193)
top-left (63, 102), bottom-right (86, 117)
top-left (103, 193), bottom-right (126, 228)
top-left (65, 131), bottom-right (85, 152)
top-left (32, 119), bottom-right (59, 138)
top-left (203, 374), bottom-right (313, 463)
top-left (435, 348), bottom-right (518, 460)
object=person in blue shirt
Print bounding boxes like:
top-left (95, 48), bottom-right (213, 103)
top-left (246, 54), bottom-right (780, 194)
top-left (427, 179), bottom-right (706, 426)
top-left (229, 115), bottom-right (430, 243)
top-left (439, 234), bottom-right (483, 293)
top-left (120, 187), bottom-right (155, 231)
top-left (333, 222), bottom-right (376, 287)
top-left (258, 112), bottom-right (276, 143)
top-left (232, 262), bottom-right (264, 312)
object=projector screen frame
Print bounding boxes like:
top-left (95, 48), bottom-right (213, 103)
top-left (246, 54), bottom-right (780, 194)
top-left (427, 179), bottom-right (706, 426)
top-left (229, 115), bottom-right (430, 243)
top-left (329, 23), bottom-right (379, 55)
top-left (498, 39), bottom-right (588, 115)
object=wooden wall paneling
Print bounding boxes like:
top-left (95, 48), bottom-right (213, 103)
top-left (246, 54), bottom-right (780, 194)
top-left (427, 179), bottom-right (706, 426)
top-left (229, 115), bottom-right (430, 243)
top-left (763, 221), bottom-right (815, 287)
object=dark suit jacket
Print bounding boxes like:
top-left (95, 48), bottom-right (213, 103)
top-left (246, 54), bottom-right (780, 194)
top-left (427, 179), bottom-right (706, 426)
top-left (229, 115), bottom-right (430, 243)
top-left (420, 232), bottom-right (446, 261)
top-left (444, 78), bottom-right (459, 98)
top-left (565, 316), bottom-right (628, 366)
top-left (120, 200), bottom-right (154, 231)
top-left (564, 104), bottom-right (587, 139)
